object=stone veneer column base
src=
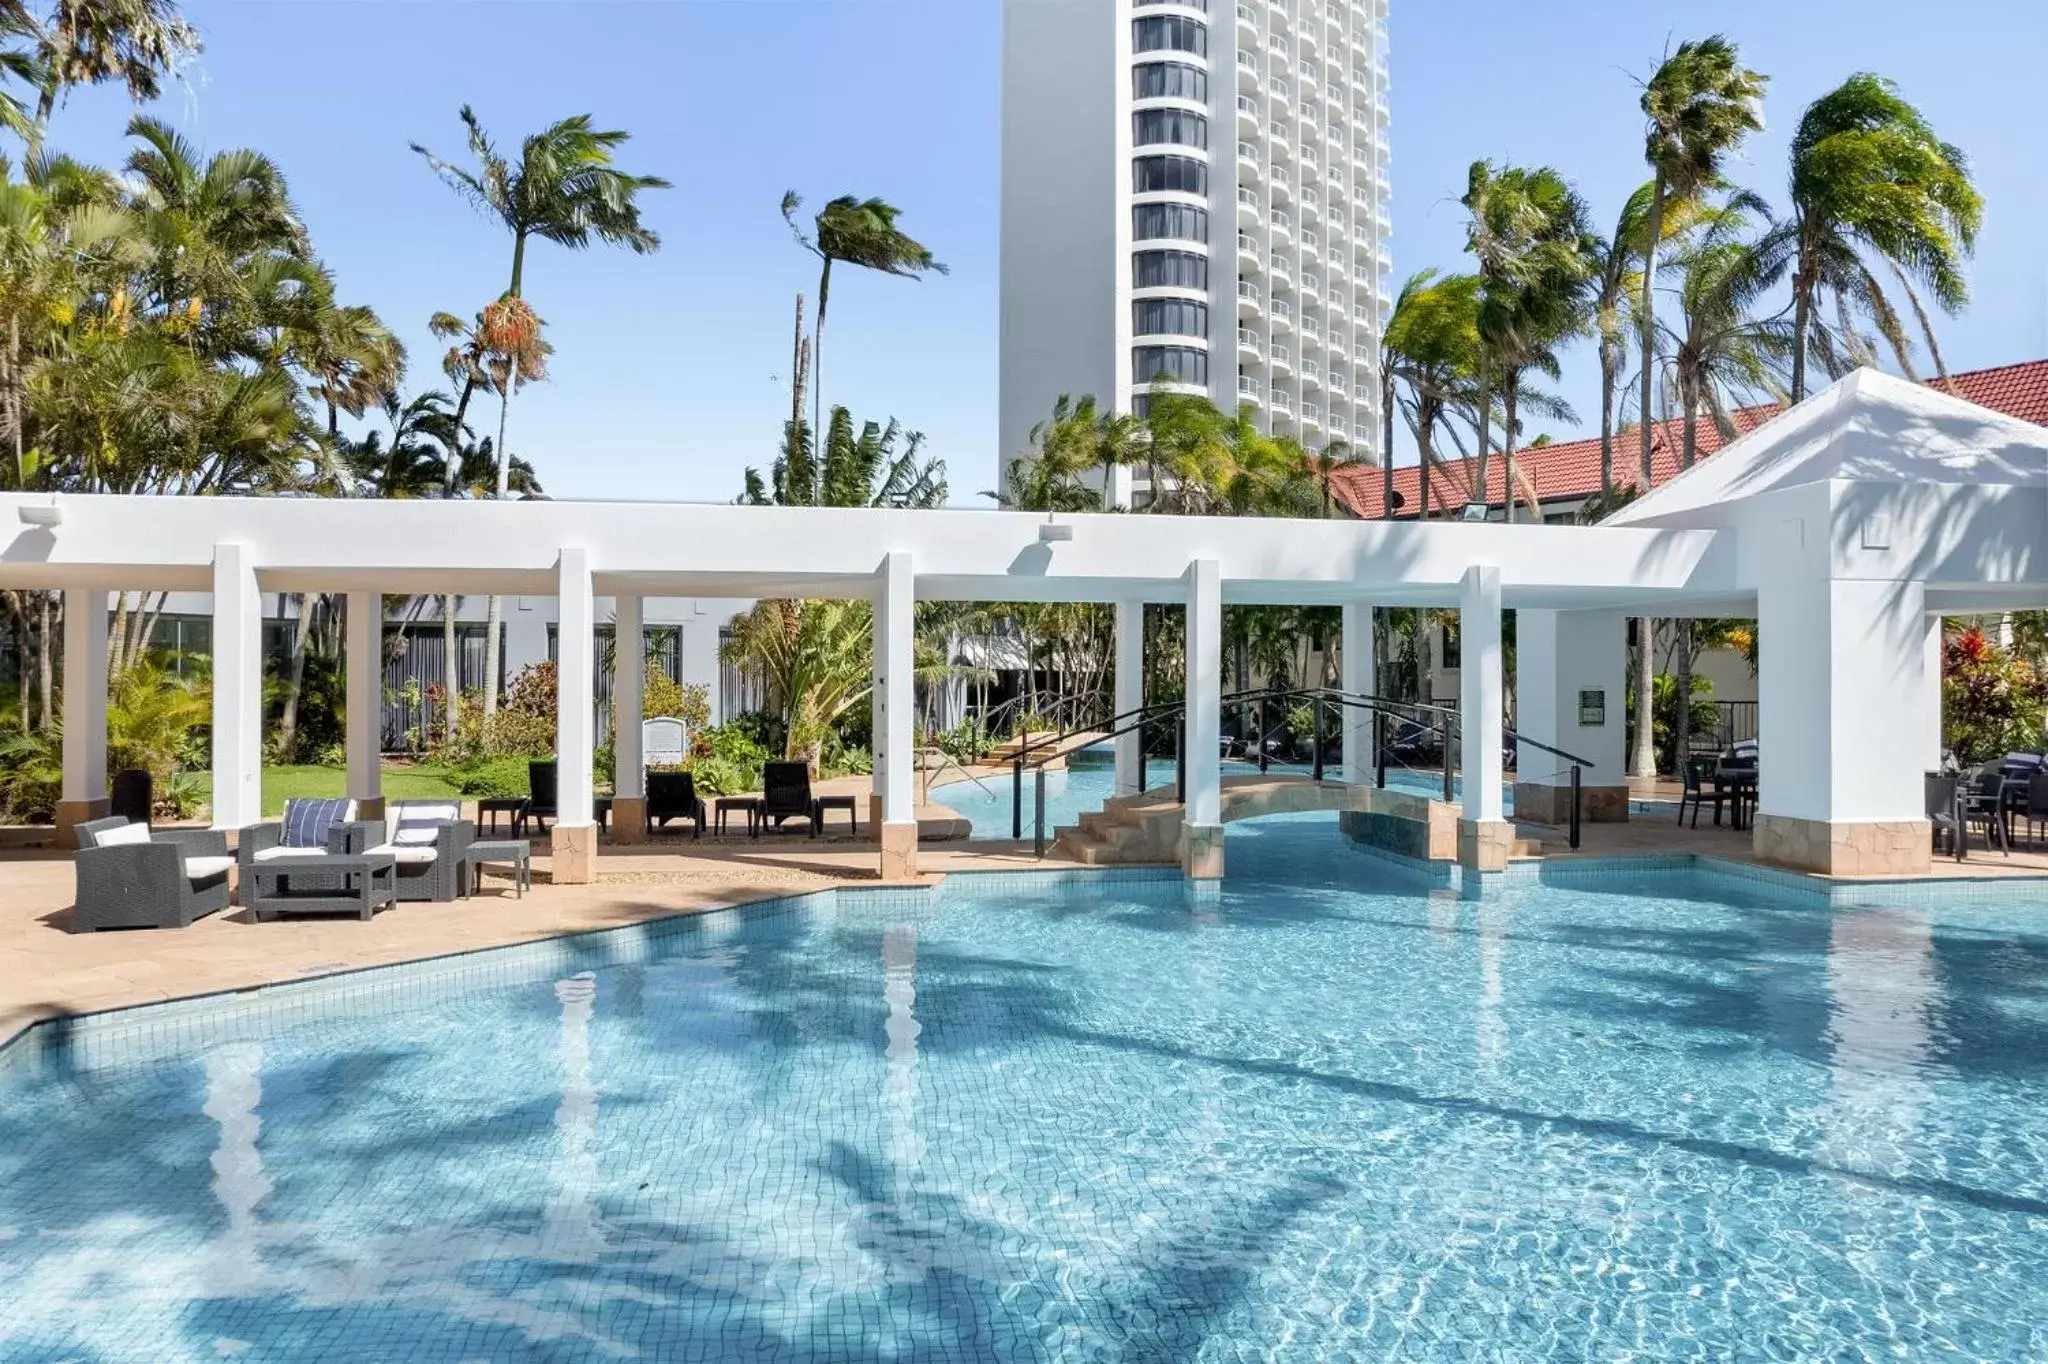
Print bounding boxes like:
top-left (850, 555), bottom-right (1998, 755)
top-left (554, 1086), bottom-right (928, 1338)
top-left (869, 794), bottom-right (884, 840)
top-left (355, 796), bottom-right (386, 824)
top-left (1511, 783), bottom-right (1630, 826)
top-left (1180, 823), bottom-right (1225, 880)
top-left (55, 798), bottom-right (111, 849)
top-left (1457, 818), bottom-right (1514, 873)
top-left (879, 821), bottom-right (918, 880)
top-left (1753, 814), bottom-right (1931, 876)
top-left (550, 823), bottom-right (599, 884)
top-left (608, 797), bottom-right (648, 844)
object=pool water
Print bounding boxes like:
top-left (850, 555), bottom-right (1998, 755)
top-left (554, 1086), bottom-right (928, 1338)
top-left (3, 819), bottom-right (2046, 1360)
top-left (934, 755), bottom-right (1502, 840)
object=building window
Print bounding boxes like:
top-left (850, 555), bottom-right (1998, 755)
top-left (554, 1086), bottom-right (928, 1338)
top-left (1440, 622), bottom-right (1461, 670)
top-left (1131, 155), bottom-right (1208, 196)
top-left (1132, 202), bottom-right (1209, 242)
top-left (1135, 0), bottom-right (1208, 8)
top-left (1132, 14), bottom-right (1208, 55)
top-left (1132, 297), bottom-right (1209, 337)
top-left (1132, 108), bottom-right (1209, 150)
top-left (1131, 249), bottom-right (1209, 290)
top-left (1132, 60), bottom-right (1209, 102)
top-left (1133, 345), bottom-right (1209, 385)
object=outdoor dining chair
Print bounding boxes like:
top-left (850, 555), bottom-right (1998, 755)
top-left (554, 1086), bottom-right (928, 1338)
top-left (1926, 772), bottom-right (1965, 861)
top-left (1676, 756), bottom-right (1724, 828)
top-left (1961, 768), bottom-right (2010, 857)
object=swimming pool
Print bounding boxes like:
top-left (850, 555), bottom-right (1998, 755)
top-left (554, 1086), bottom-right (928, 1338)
top-left (932, 754), bottom-right (1503, 840)
top-left (2, 819), bottom-right (2044, 1360)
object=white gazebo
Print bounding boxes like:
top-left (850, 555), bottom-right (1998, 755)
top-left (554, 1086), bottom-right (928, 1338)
top-left (5, 367), bottom-right (2040, 881)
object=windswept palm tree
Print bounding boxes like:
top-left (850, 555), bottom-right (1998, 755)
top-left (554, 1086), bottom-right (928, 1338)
top-left (1592, 184), bottom-right (1653, 497)
top-left (743, 406), bottom-right (945, 509)
top-left (781, 192), bottom-right (945, 483)
top-left (1634, 36), bottom-right (1767, 490)
top-left (1382, 270), bottom-right (1482, 520)
top-left (5, 0), bottom-right (200, 136)
top-left (1774, 73), bottom-right (1982, 400)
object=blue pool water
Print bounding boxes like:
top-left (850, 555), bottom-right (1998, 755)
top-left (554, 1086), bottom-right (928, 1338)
top-left (3, 820), bottom-right (2046, 1360)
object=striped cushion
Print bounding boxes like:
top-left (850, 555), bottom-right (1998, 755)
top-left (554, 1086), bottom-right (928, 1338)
top-left (282, 797), bottom-right (356, 849)
top-left (392, 800), bottom-right (460, 847)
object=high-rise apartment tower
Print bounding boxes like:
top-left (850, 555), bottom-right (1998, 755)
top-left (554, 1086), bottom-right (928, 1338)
top-left (999, 0), bottom-right (1393, 506)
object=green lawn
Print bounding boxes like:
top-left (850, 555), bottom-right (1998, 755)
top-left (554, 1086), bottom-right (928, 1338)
top-left (197, 763), bottom-right (462, 817)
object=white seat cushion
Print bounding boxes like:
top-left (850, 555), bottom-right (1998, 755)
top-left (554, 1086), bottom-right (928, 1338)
top-left (390, 800), bottom-right (461, 846)
top-left (92, 822), bottom-right (151, 847)
top-left (253, 845), bottom-right (331, 862)
top-left (366, 843), bottom-right (437, 866)
top-left (184, 855), bottom-right (233, 881)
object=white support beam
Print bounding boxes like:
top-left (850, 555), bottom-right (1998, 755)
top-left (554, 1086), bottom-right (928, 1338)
top-left (60, 588), bottom-right (108, 803)
top-left (1340, 602), bottom-right (1373, 780)
top-left (1921, 613), bottom-right (1943, 771)
top-left (1459, 565), bottom-right (1503, 825)
top-left (345, 591), bottom-right (381, 811)
top-left (613, 595), bottom-right (645, 800)
top-left (1512, 609), bottom-right (1630, 824)
top-left (1113, 600), bottom-right (1144, 797)
top-left (875, 551), bottom-right (917, 878)
top-left (553, 547), bottom-right (597, 881)
top-left (211, 544), bottom-right (263, 831)
top-left (1182, 558), bottom-right (1223, 878)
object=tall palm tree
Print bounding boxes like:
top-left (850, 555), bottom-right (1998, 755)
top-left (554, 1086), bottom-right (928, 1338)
top-left (1658, 196), bottom-right (1788, 769)
top-left (6, 0), bottom-right (200, 135)
top-left (414, 109), bottom-right (665, 714)
top-left (1592, 184), bottom-right (1653, 497)
top-left (1383, 270), bottom-right (1482, 520)
top-left (781, 192), bottom-right (945, 482)
top-left (1634, 36), bottom-right (1766, 491)
top-left (1777, 74), bottom-right (1982, 401)
top-left (744, 406), bottom-right (945, 509)
top-left (1466, 164), bottom-right (1596, 523)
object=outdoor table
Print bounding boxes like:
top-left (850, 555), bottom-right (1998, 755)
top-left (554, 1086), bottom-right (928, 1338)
top-left (477, 798), bottom-right (527, 835)
top-left (465, 839), bottom-right (532, 899)
top-left (1717, 765), bottom-right (1759, 831)
top-left (815, 794), bottom-right (859, 836)
top-left (715, 796), bottom-right (761, 837)
top-left (246, 853), bottom-right (397, 922)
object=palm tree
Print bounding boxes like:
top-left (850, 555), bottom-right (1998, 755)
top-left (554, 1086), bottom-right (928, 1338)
top-left (744, 407), bottom-right (945, 509)
top-left (414, 109), bottom-right (665, 713)
top-left (5, 0), bottom-right (201, 136)
top-left (1777, 74), bottom-right (1982, 401)
top-left (1465, 164), bottom-right (1596, 523)
top-left (1592, 184), bottom-right (1653, 497)
top-left (1382, 270), bottom-right (1482, 520)
top-left (1630, 36), bottom-right (1764, 782)
top-left (781, 192), bottom-right (945, 482)
top-left (1657, 196), bottom-right (1788, 769)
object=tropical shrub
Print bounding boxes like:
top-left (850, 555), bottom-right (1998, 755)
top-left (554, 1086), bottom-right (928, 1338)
top-left (447, 754), bottom-right (534, 800)
top-left (640, 672), bottom-right (711, 740)
top-left (686, 722), bottom-right (773, 796)
top-left (1943, 627), bottom-right (2048, 764)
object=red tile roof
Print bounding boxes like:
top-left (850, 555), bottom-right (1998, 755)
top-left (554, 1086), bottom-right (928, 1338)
top-left (1329, 359), bottom-right (2048, 519)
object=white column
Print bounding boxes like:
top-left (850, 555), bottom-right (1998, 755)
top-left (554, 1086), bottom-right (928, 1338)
top-left (1183, 559), bottom-right (1222, 828)
top-left (1921, 613), bottom-right (1944, 771)
top-left (345, 592), bottom-right (381, 809)
top-left (1113, 600), bottom-right (1145, 797)
top-left (555, 549), bottom-right (595, 828)
top-left (60, 588), bottom-right (109, 805)
top-left (1755, 577), bottom-right (1931, 873)
top-left (1458, 565), bottom-right (1503, 823)
top-left (875, 552), bottom-right (915, 827)
top-left (211, 544), bottom-right (263, 830)
top-left (1514, 608), bottom-right (1628, 820)
top-left (613, 595), bottom-right (645, 800)
top-left (1340, 602), bottom-right (1374, 780)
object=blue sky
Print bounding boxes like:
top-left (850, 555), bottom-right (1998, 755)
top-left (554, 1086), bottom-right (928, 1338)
top-left (35, 0), bottom-right (2048, 501)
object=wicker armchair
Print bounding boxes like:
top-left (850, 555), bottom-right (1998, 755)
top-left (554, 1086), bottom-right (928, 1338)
top-left (72, 817), bottom-right (233, 932)
top-left (366, 814), bottom-right (474, 902)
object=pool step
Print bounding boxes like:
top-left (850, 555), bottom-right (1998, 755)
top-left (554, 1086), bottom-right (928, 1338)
top-left (1051, 792), bottom-right (1184, 865)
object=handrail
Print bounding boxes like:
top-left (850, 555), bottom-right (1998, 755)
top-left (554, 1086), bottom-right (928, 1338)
top-left (1007, 684), bottom-right (1597, 856)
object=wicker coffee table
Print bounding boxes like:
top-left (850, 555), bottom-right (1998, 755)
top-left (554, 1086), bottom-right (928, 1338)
top-left (465, 839), bottom-right (532, 898)
top-left (246, 853), bottom-right (398, 922)
top-left (715, 796), bottom-right (761, 837)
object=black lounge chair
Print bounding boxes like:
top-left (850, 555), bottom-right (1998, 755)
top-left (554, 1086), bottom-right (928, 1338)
top-left (760, 761), bottom-right (821, 836)
top-left (646, 770), bottom-right (706, 837)
top-left (525, 760), bottom-right (557, 833)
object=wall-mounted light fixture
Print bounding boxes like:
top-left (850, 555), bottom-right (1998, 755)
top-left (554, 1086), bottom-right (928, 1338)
top-left (1038, 521), bottom-right (1075, 543)
top-left (16, 502), bottom-right (60, 528)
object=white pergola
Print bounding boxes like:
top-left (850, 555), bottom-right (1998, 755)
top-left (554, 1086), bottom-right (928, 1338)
top-left (5, 368), bottom-right (2037, 879)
